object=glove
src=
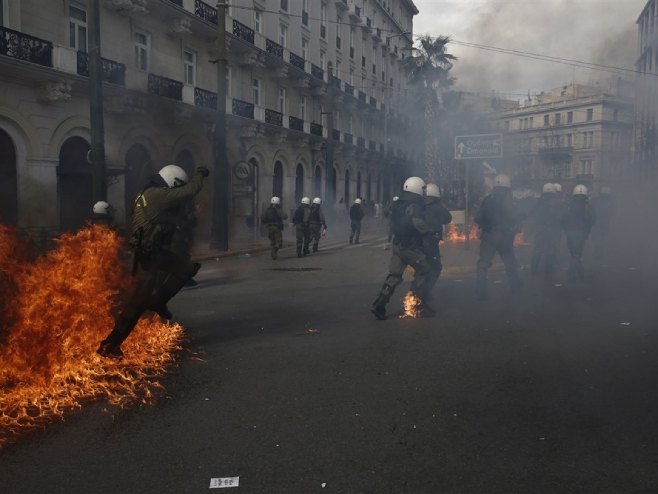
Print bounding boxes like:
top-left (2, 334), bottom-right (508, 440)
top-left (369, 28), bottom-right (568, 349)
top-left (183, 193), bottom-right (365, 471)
top-left (196, 166), bottom-right (210, 178)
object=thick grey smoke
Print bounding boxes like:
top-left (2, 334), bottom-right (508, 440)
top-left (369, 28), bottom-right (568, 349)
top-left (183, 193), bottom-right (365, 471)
top-left (413, 0), bottom-right (645, 94)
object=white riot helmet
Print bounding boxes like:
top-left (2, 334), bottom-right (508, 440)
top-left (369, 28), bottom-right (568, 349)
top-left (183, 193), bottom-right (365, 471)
top-left (573, 184), bottom-right (588, 196)
top-left (542, 183), bottom-right (555, 194)
top-left (392, 196), bottom-right (399, 202)
top-left (553, 183), bottom-right (563, 193)
top-left (312, 197), bottom-right (322, 205)
top-left (301, 197), bottom-right (311, 205)
top-left (354, 198), bottom-right (362, 204)
top-left (271, 196), bottom-right (281, 205)
top-left (425, 183), bottom-right (440, 198)
top-left (92, 200), bottom-right (112, 216)
top-left (158, 165), bottom-right (189, 188)
top-left (493, 174), bottom-right (511, 188)
top-left (403, 176), bottom-right (426, 196)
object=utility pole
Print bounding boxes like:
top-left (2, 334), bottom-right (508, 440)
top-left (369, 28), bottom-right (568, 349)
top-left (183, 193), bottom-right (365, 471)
top-left (88, 0), bottom-right (106, 204)
top-left (324, 62), bottom-right (334, 205)
top-left (210, 0), bottom-right (229, 250)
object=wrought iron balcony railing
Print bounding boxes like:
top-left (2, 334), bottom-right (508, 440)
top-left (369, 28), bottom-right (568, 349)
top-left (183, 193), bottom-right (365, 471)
top-left (233, 20), bottom-right (255, 44)
top-left (266, 38), bottom-right (283, 59)
top-left (289, 52), bottom-right (305, 70)
top-left (147, 73), bottom-right (182, 100)
top-left (167, 0), bottom-right (183, 5)
top-left (310, 122), bottom-right (323, 136)
top-left (195, 0), bottom-right (217, 24)
top-left (311, 64), bottom-right (324, 80)
top-left (330, 75), bottom-right (341, 89)
top-left (76, 51), bottom-right (125, 85)
top-left (194, 87), bottom-right (217, 110)
top-left (289, 116), bottom-right (304, 131)
top-left (0, 26), bottom-right (52, 67)
top-left (232, 99), bottom-right (254, 119)
top-left (344, 83), bottom-right (354, 96)
top-left (265, 108), bottom-right (283, 126)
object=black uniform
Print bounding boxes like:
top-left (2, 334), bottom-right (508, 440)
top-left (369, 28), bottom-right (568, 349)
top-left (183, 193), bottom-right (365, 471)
top-left (561, 195), bottom-right (596, 280)
top-left (529, 192), bottom-right (562, 274)
top-left (292, 203), bottom-right (311, 257)
top-left (371, 191), bottom-right (433, 319)
top-left (474, 186), bottom-right (523, 300)
top-left (308, 204), bottom-right (327, 252)
top-left (349, 202), bottom-right (365, 244)
top-left (423, 196), bottom-right (452, 295)
top-left (97, 167), bottom-right (208, 357)
top-left (262, 204), bottom-right (288, 259)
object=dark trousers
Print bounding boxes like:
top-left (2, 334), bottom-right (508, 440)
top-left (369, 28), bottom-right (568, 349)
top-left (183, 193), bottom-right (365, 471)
top-left (350, 220), bottom-right (362, 243)
top-left (425, 243), bottom-right (443, 294)
top-left (566, 232), bottom-right (588, 280)
top-left (376, 244), bottom-right (431, 307)
top-left (102, 250), bottom-right (196, 349)
top-left (309, 223), bottom-right (323, 251)
top-left (531, 227), bottom-right (561, 274)
top-left (267, 225), bottom-right (283, 249)
top-left (295, 226), bottom-right (310, 255)
top-left (476, 231), bottom-right (521, 297)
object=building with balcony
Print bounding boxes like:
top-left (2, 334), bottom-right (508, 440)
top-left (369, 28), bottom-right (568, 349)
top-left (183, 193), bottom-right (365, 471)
top-left (489, 82), bottom-right (633, 193)
top-left (0, 0), bottom-right (418, 242)
top-left (635, 0), bottom-right (658, 178)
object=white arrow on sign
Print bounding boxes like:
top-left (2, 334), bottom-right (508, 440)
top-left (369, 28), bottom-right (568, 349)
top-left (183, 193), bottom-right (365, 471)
top-left (457, 142), bottom-right (466, 156)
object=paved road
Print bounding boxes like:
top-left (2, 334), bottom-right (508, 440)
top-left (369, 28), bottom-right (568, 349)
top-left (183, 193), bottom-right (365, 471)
top-left (2, 233), bottom-right (658, 493)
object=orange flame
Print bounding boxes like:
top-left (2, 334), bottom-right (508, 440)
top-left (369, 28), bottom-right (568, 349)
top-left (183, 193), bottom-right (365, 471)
top-left (445, 223), bottom-right (478, 243)
top-left (514, 232), bottom-right (530, 246)
top-left (0, 224), bottom-right (184, 449)
top-left (399, 291), bottom-right (422, 318)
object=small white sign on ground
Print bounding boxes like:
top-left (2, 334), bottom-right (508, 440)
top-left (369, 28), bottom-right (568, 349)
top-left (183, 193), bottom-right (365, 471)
top-left (210, 477), bottom-right (240, 489)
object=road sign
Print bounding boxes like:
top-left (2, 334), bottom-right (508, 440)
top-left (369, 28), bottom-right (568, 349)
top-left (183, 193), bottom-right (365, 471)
top-left (455, 133), bottom-right (503, 160)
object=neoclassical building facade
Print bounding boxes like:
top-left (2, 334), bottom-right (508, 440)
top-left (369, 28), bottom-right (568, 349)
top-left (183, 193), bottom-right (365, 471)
top-left (0, 0), bottom-right (419, 243)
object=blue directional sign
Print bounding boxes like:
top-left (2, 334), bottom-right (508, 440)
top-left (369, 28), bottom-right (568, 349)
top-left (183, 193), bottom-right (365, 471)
top-left (454, 133), bottom-right (503, 160)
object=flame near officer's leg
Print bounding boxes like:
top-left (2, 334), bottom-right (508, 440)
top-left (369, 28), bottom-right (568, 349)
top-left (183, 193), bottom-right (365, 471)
top-left (400, 291), bottom-right (423, 319)
top-left (0, 224), bottom-right (184, 449)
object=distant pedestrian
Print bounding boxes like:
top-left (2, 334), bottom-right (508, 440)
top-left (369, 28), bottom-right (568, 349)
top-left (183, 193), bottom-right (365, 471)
top-left (561, 184), bottom-right (596, 281)
top-left (349, 198), bottom-right (365, 244)
top-left (292, 197), bottom-right (312, 257)
top-left (474, 174), bottom-right (523, 301)
top-left (309, 197), bottom-right (328, 253)
top-left (262, 196), bottom-right (288, 260)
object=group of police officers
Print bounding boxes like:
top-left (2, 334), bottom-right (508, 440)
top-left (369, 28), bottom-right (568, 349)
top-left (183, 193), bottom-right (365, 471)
top-left (92, 162), bottom-right (605, 356)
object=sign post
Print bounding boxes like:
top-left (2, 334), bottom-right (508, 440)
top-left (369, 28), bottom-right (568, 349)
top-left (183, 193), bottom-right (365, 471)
top-left (454, 133), bottom-right (504, 250)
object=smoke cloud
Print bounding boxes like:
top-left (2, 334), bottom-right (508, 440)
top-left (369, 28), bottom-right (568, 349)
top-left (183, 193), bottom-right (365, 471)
top-left (413, 0), bottom-right (645, 95)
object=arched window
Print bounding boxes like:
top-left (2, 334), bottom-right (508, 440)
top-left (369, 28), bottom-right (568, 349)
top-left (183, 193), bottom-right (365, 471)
top-left (367, 173), bottom-right (372, 201)
top-left (295, 164), bottom-right (304, 203)
top-left (58, 136), bottom-right (91, 232)
top-left (125, 144), bottom-right (152, 212)
top-left (273, 161), bottom-right (283, 198)
top-left (328, 166), bottom-right (337, 204)
top-left (313, 165), bottom-right (322, 197)
top-left (344, 169), bottom-right (350, 204)
top-left (0, 129), bottom-right (18, 225)
top-left (356, 171), bottom-right (362, 198)
top-left (175, 149), bottom-right (195, 178)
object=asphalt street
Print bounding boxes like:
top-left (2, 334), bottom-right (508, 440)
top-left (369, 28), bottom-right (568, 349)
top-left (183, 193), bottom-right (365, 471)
top-left (2, 231), bottom-right (658, 493)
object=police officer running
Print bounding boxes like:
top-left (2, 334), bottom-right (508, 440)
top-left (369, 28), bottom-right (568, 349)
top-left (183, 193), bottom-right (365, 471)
top-left (349, 198), bottom-right (365, 244)
top-left (561, 184), bottom-right (596, 281)
top-left (292, 197), bottom-right (312, 257)
top-left (97, 164), bottom-right (209, 358)
top-left (371, 177), bottom-right (433, 320)
top-left (262, 196), bottom-right (288, 259)
top-left (423, 184), bottom-right (452, 297)
top-left (474, 174), bottom-right (523, 301)
top-left (309, 197), bottom-right (328, 253)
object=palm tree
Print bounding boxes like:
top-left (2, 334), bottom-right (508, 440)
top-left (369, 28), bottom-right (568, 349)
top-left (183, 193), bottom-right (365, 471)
top-left (402, 35), bottom-right (457, 183)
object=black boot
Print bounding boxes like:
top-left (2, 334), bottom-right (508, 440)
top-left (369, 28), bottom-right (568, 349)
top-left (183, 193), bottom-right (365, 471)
top-left (370, 294), bottom-right (389, 320)
top-left (271, 247), bottom-right (278, 260)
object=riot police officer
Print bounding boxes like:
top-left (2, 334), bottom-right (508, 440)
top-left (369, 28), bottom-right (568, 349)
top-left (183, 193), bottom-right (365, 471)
top-left (424, 183), bottom-right (452, 296)
top-left (562, 184), bottom-right (596, 280)
top-left (474, 174), bottom-right (523, 301)
top-left (262, 196), bottom-right (288, 259)
top-left (529, 183), bottom-right (562, 275)
top-left (292, 197), bottom-right (312, 257)
top-left (309, 197), bottom-right (328, 253)
top-left (349, 198), bottom-right (365, 244)
top-left (97, 164), bottom-right (209, 358)
top-left (92, 201), bottom-right (114, 226)
top-left (371, 177), bottom-right (433, 320)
